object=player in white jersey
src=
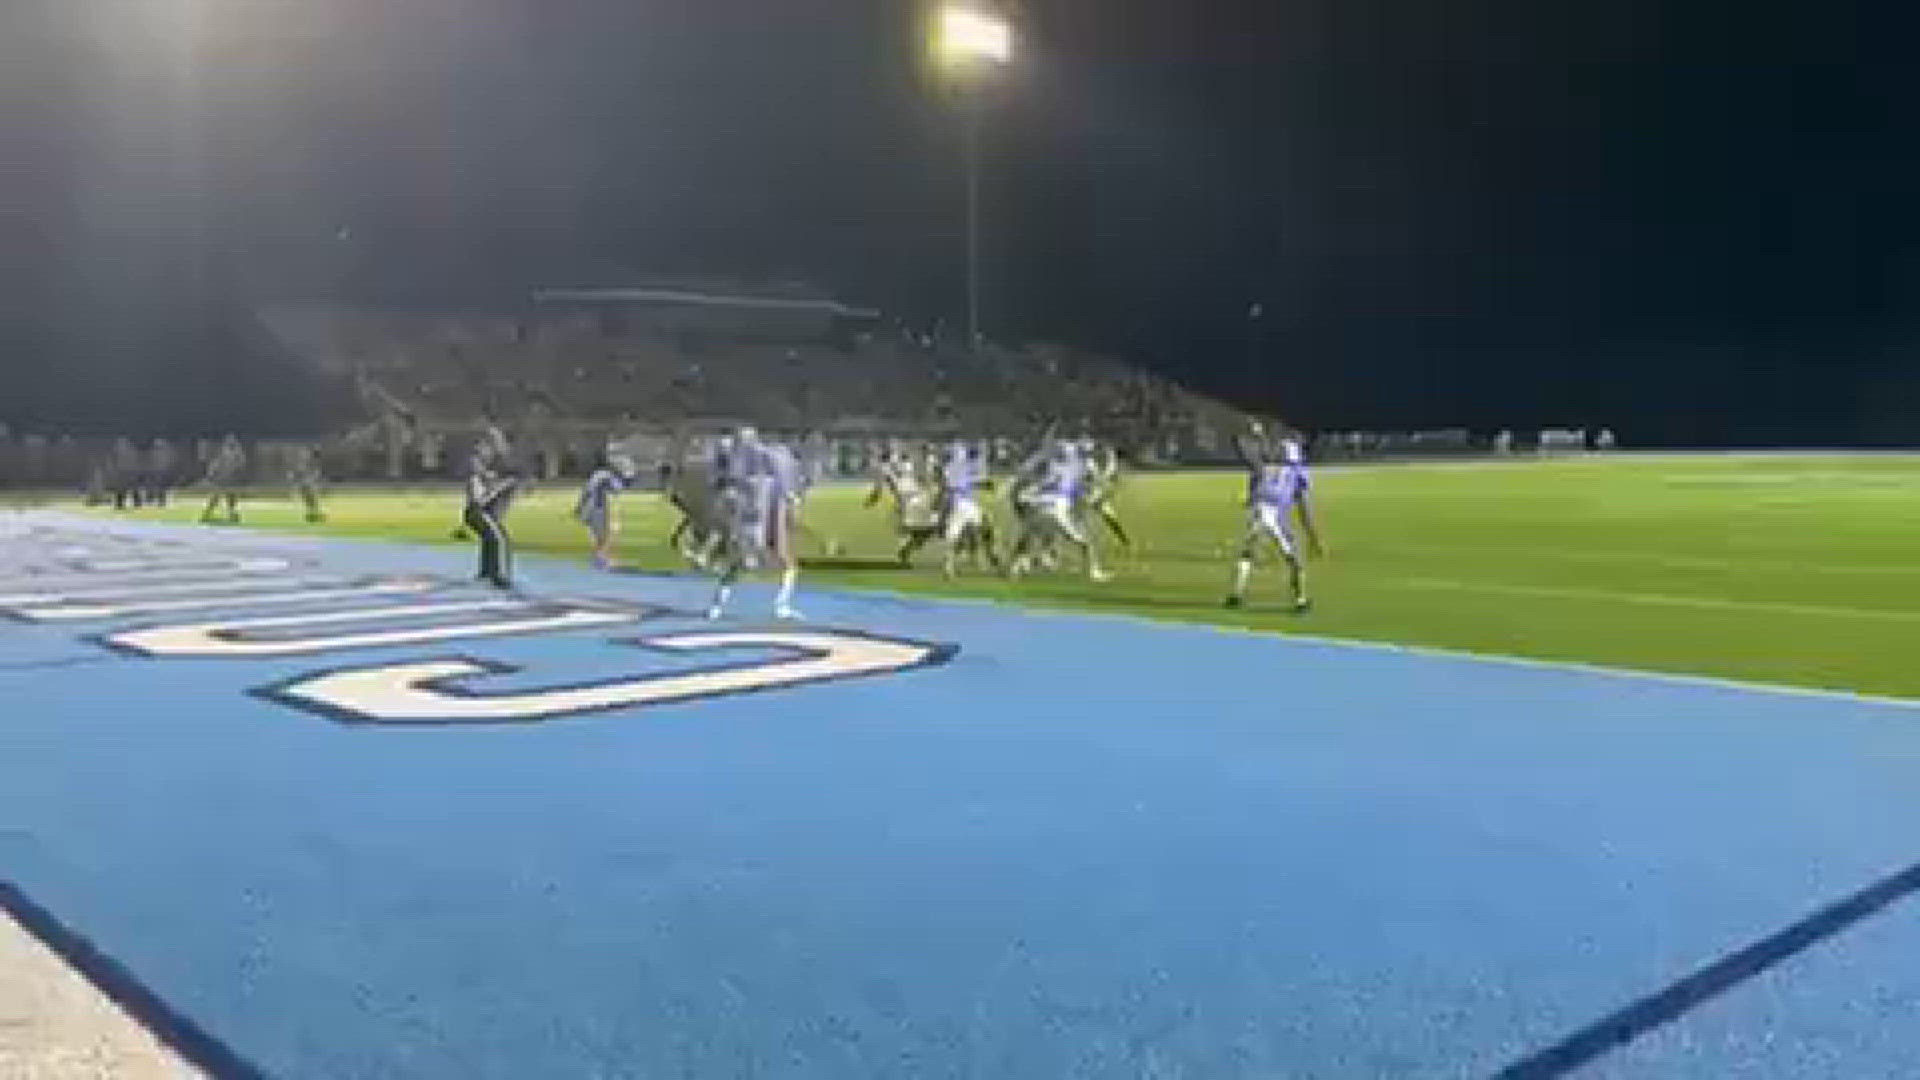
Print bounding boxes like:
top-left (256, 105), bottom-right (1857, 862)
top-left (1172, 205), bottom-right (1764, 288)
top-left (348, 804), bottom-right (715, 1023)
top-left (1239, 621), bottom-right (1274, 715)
top-left (1226, 421), bottom-right (1323, 612)
top-left (574, 451), bottom-right (634, 570)
top-left (1008, 439), bottom-right (1111, 582)
top-left (937, 439), bottom-right (1002, 577)
top-left (704, 428), bottom-right (803, 621)
top-left (776, 434), bottom-right (840, 557)
top-left (866, 447), bottom-right (941, 566)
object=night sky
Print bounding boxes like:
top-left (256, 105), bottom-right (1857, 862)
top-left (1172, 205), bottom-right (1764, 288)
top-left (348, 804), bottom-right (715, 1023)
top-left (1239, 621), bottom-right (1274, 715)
top-left (2, 0), bottom-right (1911, 443)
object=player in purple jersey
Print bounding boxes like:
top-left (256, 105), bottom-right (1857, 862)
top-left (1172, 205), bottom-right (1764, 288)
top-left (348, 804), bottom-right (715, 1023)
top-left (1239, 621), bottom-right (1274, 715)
top-left (1226, 420), bottom-right (1323, 612)
top-left (1008, 438), bottom-right (1111, 582)
top-left (937, 440), bottom-right (1002, 578)
top-left (706, 428), bottom-right (802, 621)
top-left (762, 437), bottom-right (804, 618)
top-left (773, 435), bottom-right (840, 558)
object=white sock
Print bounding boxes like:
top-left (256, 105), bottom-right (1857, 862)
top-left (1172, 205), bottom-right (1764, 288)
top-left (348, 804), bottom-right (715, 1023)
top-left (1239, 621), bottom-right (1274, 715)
top-left (710, 583), bottom-right (732, 611)
top-left (1232, 558), bottom-right (1252, 596)
top-left (775, 566), bottom-right (796, 607)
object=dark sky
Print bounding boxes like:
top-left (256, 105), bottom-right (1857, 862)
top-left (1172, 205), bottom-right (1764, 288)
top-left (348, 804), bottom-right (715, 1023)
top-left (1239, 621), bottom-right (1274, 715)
top-left (3, 0), bottom-right (1912, 443)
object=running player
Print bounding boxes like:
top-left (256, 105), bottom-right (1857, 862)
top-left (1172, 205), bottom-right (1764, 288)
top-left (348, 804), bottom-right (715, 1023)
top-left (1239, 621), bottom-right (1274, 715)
top-left (1006, 426), bottom-right (1075, 572)
top-left (772, 434), bottom-right (838, 558)
top-left (574, 452), bottom-right (633, 570)
top-left (762, 436), bottom-right (806, 614)
top-left (1008, 438), bottom-right (1111, 581)
top-left (667, 464), bottom-right (717, 570)
top-left (199, 435), bottom-right (246, 524)
top-left (1005, 443), bottom-right (1051, 571)
top-left (662, 437), bottom-right (725, 571)
top-left (938, 439), bottom-right (1001, 577)
top-left (866, 446), bottom-right (941, 566)
top-left (1226, 421), bottom-right (1323, 612)
top-left (1079, 438), bottom-right (1132, 552)
top-left (705, 428), bottom-right (802, 621)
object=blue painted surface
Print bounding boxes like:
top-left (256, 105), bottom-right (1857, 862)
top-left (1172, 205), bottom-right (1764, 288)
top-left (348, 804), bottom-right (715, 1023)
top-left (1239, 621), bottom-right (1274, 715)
top-left (3, 511), bottom-right (1919, 1077)
top-left (1577, 879), bottom-right (1920, 1080)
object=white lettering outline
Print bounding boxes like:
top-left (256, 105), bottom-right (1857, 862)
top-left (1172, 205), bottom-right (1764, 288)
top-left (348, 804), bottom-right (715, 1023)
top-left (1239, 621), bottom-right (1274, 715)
top-left (256, 629), bottom-right (958, 725)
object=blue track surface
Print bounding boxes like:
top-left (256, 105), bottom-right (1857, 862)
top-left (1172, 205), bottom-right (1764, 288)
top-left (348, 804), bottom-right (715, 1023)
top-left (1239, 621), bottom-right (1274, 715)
top-left (3, 511), bottom-right (1919, 1078)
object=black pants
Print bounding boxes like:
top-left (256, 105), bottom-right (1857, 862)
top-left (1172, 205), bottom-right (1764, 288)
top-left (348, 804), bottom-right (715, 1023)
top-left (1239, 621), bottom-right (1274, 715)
top-left (464, 503), bottom-right (511, 585)
top-left (202, 489), bottom-right (239, 522)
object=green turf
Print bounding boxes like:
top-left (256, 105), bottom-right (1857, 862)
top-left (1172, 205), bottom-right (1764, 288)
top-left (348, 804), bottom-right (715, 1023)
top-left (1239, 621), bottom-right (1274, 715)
top-left (87, 453), bottom-right (1920, 700)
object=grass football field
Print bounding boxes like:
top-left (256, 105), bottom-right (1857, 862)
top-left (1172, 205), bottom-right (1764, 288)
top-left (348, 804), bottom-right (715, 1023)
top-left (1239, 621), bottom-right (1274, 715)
top-left (96, 452), bottom-right (1920, 701)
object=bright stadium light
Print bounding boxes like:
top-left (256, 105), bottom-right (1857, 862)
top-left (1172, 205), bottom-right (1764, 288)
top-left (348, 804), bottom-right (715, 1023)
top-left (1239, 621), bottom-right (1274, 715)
top-left (937, 5), bottom-right (1013, 69)
top-left (932, 5), bottom-right (1013, 352)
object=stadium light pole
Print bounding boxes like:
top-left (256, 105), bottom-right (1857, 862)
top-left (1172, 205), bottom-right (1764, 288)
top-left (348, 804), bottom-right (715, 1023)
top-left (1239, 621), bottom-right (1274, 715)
top-left (935, 5), bottom-right (1013, 353)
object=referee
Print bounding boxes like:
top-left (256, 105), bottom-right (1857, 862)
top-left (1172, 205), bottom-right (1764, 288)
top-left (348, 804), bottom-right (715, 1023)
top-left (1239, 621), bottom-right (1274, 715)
top-left (464, 444), bottom-right (520, 590)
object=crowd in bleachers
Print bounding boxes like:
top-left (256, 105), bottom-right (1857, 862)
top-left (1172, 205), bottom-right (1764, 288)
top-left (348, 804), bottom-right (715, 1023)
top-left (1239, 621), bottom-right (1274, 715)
top-left (257, 302), bottom-right (1231, 462)
top-left (0, 297), bottom-right (1619, 494)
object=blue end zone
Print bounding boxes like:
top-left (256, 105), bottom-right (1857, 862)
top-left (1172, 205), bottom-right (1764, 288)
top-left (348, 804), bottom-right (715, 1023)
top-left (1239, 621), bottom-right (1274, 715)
top-left (3, 511), bottom-right (1919, 1077)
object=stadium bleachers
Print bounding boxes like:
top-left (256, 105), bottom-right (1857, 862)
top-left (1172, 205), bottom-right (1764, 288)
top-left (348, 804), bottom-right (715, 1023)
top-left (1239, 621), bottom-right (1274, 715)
top-left (0, 292), bottom-right (1624, 491)
top-left (251, 294), bottom-right (1248, 472)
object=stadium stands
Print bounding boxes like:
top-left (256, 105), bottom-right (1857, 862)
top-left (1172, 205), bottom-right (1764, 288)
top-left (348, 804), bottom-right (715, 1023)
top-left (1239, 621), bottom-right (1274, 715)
top-left (0, 284), bottom-right (1623, 491)
top-left (250, 286), bottom-right (1252, 476)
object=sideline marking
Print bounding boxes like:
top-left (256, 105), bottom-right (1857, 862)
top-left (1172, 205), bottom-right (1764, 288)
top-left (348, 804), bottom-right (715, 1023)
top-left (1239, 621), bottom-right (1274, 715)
top-left (102, 600), bottom-right (640, 658)
top-left (0, 882), bottom-right (262, 1079)
top-left (43, 556), bottom-right (291, 577)
top-left (10, 579), bottom-right (443, 622)
top-left (0, 575), bottom-right (355, 608)
top-left (1495, 858), bottom-right (1920, 1078)
top-left (831, 577), bottom-right (1920, 711)
top-left (0, 564), bottom-right (298, 600)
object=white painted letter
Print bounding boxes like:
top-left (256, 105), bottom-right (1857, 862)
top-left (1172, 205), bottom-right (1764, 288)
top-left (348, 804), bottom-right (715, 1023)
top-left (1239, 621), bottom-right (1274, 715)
top-left (264, 630), bottom-right (952, 723)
